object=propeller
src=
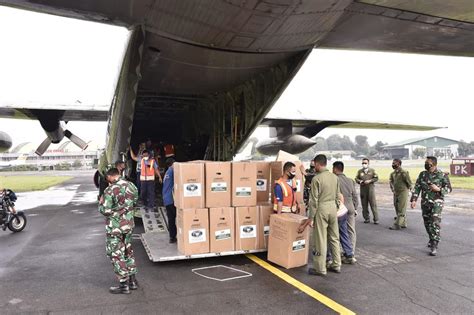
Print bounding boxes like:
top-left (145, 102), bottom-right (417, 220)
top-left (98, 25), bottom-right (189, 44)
top-left (35, 125), bottom-right (88, 156)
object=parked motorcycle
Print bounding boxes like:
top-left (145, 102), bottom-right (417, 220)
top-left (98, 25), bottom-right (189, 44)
top-left (0, 189), bottom-right (27, 232)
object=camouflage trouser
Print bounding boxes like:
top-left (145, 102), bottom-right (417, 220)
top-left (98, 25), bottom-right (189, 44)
top-left (421, 202), bottom-right (443, 242)
top-left (106, 232), bottom-right (137, 281)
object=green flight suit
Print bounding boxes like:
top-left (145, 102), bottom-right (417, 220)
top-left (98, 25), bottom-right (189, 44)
top-left (389, 167), bottom-right (412, 228)
top-left (355, 167), bottom-right (379, 222)
top-left (309, 168), bottom-right (341, 274)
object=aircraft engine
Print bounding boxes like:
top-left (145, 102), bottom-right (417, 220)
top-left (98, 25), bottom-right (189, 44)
top-left (0, 131), bottom-right (13, 153)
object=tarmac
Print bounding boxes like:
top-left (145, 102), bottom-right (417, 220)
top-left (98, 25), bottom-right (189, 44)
top-left (0, 172), bottom-right (472, 314)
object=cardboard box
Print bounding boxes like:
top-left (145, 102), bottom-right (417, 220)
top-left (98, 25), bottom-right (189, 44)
top-left (235, 206), bottom-right (258, 251)
top-left (257, 203), bottom-right (274, 249)
top-left (209, 207), bottom-right (235, 253)
top-left (256, 161), bottom-right (271, 203)
top-left (174, 162), bottom-right (205, 209)
top-left (205, 162), bottom-right (231, 208)
top-left (232, 162), bottom-right (257, 207)
top-left (268, 213), bottom-right (309, 269)
top-left (177, 208), bottom-right (209, 255)
top-left (270, 161), bottom-right (304, 204)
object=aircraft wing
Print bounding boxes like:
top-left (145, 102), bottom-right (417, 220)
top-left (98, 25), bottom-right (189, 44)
top-left (260, 117), bottom-right (442, 138)
top-left (0, 108), bottom-right (108, 122)
top-left (319, 1), bottom-right (474, 57)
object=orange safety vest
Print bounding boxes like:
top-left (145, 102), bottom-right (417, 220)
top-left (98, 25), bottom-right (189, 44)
top-left (164, 144), bottom-right (175, 157)
top-left (273, 178), bottom-right (297, 213)
top-left (140, 158), bottom-right (156, 181)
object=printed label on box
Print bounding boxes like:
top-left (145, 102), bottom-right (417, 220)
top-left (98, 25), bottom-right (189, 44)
top-left (211, 182), bottom-right (227, 192)
top-left (292, 239), bottom-right (306, 252)
top-left (215, 229), bottom-right (231, 240)
top-left (240, 225), bottom-right (257, 238)
top-left (256, 179), bottom-right (267, 191)
top-left (189, 228), bottom-right (206, 244)
top-left (236, 187), bottom-right (251, 197)
top-left (183, 183), bottom-right (202, 197)
top-left (263, 225), bottom-right (270, 236)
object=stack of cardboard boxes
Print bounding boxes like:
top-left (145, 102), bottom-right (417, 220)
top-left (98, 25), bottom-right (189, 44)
top-left (174, 151), bottom-right (309, 269)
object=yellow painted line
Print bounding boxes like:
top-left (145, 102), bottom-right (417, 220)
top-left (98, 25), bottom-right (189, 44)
top-left (246, 254), bottom-right (355, 315)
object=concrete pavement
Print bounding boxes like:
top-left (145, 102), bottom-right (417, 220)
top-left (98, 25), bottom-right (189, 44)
top-left (0, 174), bottom-right (472, 314)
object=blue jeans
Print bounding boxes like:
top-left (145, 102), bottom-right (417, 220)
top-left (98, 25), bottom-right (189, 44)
top-left (327, 213), bottom-right (354, 260)
top-left (140, 180), bottom-right (155, 208)
top-left (338, 214), bottom-right (354, 257)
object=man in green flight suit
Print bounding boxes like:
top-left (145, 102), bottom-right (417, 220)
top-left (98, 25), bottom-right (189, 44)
top-left (99, 168), bottom-right (139, 294)
top-left (389, 159), bottom-right (412, 230)
top-left (355, 158), bottom-right (379, 224)
top-left (299, 154), bottom-right (342, 276)
top-left (410, 156), bottom-right (449, 256)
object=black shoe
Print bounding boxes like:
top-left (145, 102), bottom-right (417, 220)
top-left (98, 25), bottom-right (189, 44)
top-left (169, 238), bottom-right (177, 244)
top-left (129, 275), bottom-right (138, 290)
top-left (373, 221), bottom-right (379, 225)
top-left (364, 219), bottom-right (370, 223)
top-left (1, 224), bottom-right (6, 231)
top-left (109, 282), bottom-right (130, 294)
top-left (328, 265), bottom-right (341, 273)
top-left (308, 268), bottom-right (326, 276)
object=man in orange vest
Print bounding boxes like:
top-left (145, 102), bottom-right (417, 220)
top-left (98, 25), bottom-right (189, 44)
top-left (273, 161), bottom-right (300, 214)
top-left (130, 149), bottom-right (162, 209)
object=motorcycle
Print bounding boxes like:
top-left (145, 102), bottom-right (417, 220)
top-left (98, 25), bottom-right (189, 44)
top-left (0, 189), bottom-right (27, 232)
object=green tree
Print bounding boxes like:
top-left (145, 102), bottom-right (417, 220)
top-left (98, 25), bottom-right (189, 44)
top-left (341, 136), bottom-right (355, 151)
top-left (72, 160), bottom-right (83, 168)
top-left (313, 137), bottom-right (328, 151)
top-left (355, 135), bottom-right (370, 156)
top-left (458, 140), bottom-right (474, 157)
top-left (326, 134), bottom-right (343, 150)
top-left (412, 148), bottom-right (426, 159)
top-left (373, 141), bottom-right (386, 153)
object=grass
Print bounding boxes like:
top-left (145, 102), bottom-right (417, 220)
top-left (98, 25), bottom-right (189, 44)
top-left (344, 167), bottom-right (474, 190)
top-left (0, 176), bottom-right (73, 192)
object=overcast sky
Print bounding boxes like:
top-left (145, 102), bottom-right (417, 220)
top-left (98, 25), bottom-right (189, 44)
top-left (0, 5), bottom-right (472, 151)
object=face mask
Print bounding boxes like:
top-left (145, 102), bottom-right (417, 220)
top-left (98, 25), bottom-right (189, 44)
top-left (288, 172), bottom-right (296, 179)
top-left (143, 156), bottom-right (149, 161)
top-left (362, 163), bottom-right (368, 169)
top-left (424, 163), bottom-right (432, 171)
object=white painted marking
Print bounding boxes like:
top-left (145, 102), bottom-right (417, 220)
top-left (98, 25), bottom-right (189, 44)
top-left (192, 265), bottom-right (253, 282)
top-left (9, 298), bottom-right (22, 305)
top-left (16, 185), bottom-right (80, 210)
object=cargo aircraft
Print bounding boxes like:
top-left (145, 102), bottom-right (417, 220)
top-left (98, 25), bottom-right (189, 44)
top-left (0, 1), bottom-right (472, 164)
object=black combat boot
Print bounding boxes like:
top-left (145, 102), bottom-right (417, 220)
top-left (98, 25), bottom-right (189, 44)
top-left (129, 275), bottom-right (138, 290)
top-left (109, 281), bottom-right (130, 294)
top-left (430, 241), bottom-right (438, 256)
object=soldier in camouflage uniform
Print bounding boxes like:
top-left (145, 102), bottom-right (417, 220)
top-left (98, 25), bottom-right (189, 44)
top-left (301, 161), bottom-right (316, 207)
top-left (389, 159), bottom-right (412, 230)
top-left (99, 168), bottom-right (139, 294)
top-left (410, 156), bottom-right (449, 256)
